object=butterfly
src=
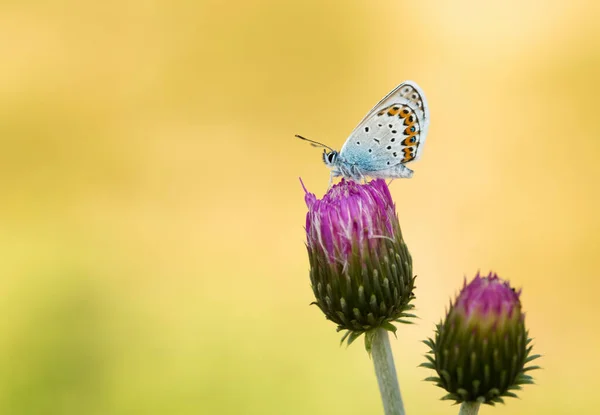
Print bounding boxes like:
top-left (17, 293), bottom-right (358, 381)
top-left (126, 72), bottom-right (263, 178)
top-left (297, 81), bottom-right (429, 185)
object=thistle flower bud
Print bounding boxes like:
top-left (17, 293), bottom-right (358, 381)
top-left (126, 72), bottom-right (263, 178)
top-left (303, 179), bottom-right (415, 348)
top-left (422, 272), bottom-right (541, 405)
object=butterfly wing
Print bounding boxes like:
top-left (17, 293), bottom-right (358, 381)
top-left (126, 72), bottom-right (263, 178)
top-left (339, 81), bottom-right (430, 172)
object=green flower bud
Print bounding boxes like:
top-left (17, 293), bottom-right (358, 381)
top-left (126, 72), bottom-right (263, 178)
top-left (422, 272), bottom-right (541, 405)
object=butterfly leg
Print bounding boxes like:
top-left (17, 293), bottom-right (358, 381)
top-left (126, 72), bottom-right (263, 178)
top-left (387, 179), bottom-right (395, 186)
top-left (327, 172), bottom-right (334, 190)
top-left (353, 167), bottom-right (367, 184)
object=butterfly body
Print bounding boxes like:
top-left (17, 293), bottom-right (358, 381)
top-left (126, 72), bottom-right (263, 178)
top-left (317, 81), bottom-right (429, 183)
top-left (323, 149), bottom-right (414, 180)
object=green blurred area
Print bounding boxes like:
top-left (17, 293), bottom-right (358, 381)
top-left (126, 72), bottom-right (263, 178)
top-left (1, 1), bottom-right (599, 414)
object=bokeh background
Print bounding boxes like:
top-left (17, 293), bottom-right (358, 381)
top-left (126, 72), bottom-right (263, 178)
top-left (1, 1), bottom-right (599, 414)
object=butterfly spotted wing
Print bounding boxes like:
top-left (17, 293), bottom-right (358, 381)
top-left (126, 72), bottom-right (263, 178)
top-left (339, 81), bottom-right (429, 172)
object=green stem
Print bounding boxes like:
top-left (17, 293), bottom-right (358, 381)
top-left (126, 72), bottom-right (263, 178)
top-left (371, 328), bottom-right (405, 415)
top-left (458, 402), bottom-right (480, 415)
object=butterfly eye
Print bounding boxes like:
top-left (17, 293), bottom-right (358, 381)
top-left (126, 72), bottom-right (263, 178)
top-left (328, 153), bottom-right (336, 163)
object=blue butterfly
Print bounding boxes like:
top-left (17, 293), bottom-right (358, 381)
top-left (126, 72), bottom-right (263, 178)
top-left (298, 81), bottom-right (430, 185)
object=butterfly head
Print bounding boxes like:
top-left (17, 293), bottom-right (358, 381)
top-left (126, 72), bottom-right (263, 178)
top-left (296, 134), bottom-right (339, 168)
top-left (322, 150), bottom-right (339, 167)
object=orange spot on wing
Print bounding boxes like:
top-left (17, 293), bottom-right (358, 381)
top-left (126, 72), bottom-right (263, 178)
top-left (401, 147), bottom-right (415, 163)
top-left (401, 136), bottom-right (417, 146)
top-left (398, 107), bottom-right (411, 118)
top-left (387, 106), bottom-right (400, 116)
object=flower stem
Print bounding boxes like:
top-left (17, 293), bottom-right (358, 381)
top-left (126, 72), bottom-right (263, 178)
top-left (458, 402), bottom-right (480, 415)
top-left (371, 328), bottom-right (405, 415)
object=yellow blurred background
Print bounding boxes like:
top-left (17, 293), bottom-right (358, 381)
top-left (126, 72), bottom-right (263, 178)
top-left (1, 1), bottom-right (599, 414)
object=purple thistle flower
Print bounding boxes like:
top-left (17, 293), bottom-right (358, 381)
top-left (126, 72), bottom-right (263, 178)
top-left (453, 272), bottom-right (522, 333)
top-left (303, 179), bottom-right (416, 347)
top-left (422, 272), bottom-right (541, 405)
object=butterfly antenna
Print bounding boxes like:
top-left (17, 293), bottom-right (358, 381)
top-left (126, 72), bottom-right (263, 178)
top-left (295, 134), bottom-right (335, 152)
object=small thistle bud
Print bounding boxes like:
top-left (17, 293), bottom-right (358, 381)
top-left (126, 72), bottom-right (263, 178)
top-left (422, 272), bottom-right (541, 405)
top-left (303, 179), bottom-right (415, 348)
